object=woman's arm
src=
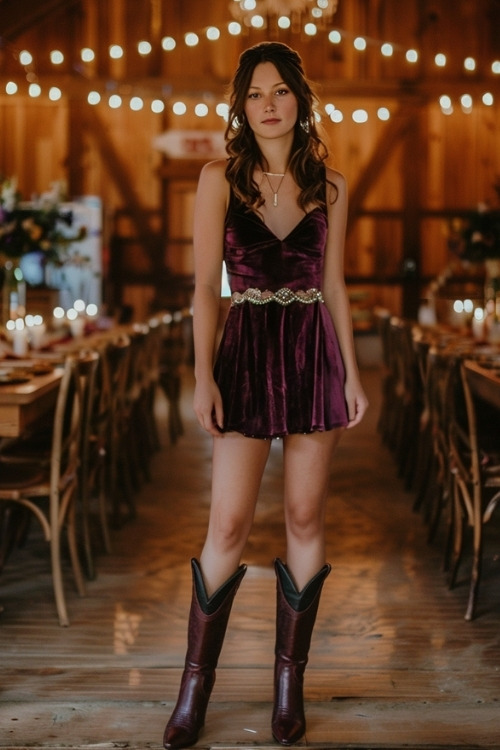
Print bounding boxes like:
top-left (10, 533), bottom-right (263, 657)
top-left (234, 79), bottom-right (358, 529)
top-left (322, 167), bottom-right (369, 427)
top-left (191, 159), bottom-right (229, 436)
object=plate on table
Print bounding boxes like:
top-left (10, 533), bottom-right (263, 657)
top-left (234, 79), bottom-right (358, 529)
top-left (0, 370), bottom-right (32, 385)
top-left (30, 361), bottom-right (54, 376)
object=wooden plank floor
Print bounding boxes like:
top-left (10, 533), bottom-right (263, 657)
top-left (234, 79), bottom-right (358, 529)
top-left (1, 365), bottom-right (499, 749)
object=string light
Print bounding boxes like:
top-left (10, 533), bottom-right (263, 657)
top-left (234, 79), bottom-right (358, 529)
top-left (352, 108), bottom-right (368, 123)
top-left (50, 50), bottom-right (64, 65)
top-left (161, 37), bottom-right (176, 51)
top-left (184, 32), bottom-right (199, 46)
top-left (108, 94), bottom-right (122, 108)
top-left (81, 47), bottom-right (95, 62)
top-left (172, 101), bottom-right (187, 115)
top-left (49, 86), bottom-right (62, 101)
top-left (2, 18), bottom-right (499, 124)
top-left (304, 23), bottom-right (317, 36)
top-left (130, 96), bottom-right (144, 110)
top-left (353, 36), bottom-right (367, 51)
top-left (194, 103), bottom-right (209, 117)
top-left (19, 50), bottom-right (33, 66)
top-left (137, 41), bottom-right (152, 56)
top-left (109, 45), bottom-right (124, 59)
top-left (206, 27), bottom-right (220, 40)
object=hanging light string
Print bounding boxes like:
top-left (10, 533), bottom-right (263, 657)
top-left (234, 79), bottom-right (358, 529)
top-left (1, 18), bottom-right (499, 118)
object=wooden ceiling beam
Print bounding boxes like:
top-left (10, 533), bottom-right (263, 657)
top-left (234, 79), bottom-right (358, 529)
top-left (0, 0), bottom-right (81, 41)
top-left (346, 100), bottom-right (425, 233)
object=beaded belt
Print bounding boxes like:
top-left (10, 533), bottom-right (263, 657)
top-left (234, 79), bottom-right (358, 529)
top-left (231, 287), bottom-right (324, 307)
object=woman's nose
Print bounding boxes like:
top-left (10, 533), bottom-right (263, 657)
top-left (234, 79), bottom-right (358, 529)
top-left (264, 97), bottom-right (275, 111)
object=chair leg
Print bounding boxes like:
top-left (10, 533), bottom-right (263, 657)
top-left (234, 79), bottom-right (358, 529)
top-left (465, 485), bottom-right (484, 621)
top-left (448, 481), bottom-right (465, 591)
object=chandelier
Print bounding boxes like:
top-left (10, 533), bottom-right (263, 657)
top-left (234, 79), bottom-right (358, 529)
top-left (229, 0), bottom-right (339, 33)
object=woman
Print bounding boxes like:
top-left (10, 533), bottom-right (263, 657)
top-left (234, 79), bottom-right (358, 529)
top-left (163, 41), bottom-right (368, 749)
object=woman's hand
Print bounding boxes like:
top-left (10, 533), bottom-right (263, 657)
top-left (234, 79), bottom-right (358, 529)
top-left (344, 377), bottom-right (369, 428)
top-left (193, 376), bottom-right (225, 437)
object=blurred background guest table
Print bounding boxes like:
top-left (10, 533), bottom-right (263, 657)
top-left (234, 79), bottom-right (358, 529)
top-left (0, 360), bottom-right (62, 438)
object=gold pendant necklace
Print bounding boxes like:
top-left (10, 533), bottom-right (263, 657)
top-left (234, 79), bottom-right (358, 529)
top-left (263, 171), bottom-right (286, 207)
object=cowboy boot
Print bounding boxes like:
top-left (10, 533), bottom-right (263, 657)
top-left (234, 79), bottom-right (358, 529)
top-left (163, 558), bottom-right (246, 749)
top-left (272, 558), bottom-right (331, 746)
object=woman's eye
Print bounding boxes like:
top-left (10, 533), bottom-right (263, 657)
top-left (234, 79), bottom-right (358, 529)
top-left (276, 88), bottom-right (289, 96)
top-left (248, 92), bottom-right (260, 99)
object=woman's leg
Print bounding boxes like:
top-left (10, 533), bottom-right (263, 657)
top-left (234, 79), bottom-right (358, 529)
top-left (282, 429), bottom-right (343, 589)
top-left (164, 433), bottom-right (271, 749)
top-left (272, 428), bottom-right (343, 746)
top-left (200, 433), bottom-right (271, 595)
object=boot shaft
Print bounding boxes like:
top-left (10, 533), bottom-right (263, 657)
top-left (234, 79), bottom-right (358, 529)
top-left (274, 558), bottom-right (331, 662)
top-left (185, 558), bottom-right (247, 668)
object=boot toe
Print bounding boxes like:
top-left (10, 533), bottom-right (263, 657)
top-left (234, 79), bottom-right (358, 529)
top-left (272, 716), bottom-right (305, 746)
top-left (163, 720), bottom-right (201, 749)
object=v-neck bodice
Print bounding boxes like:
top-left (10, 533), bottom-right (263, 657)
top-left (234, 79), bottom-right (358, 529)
top-left (224, 198), bottom-right (328, 294)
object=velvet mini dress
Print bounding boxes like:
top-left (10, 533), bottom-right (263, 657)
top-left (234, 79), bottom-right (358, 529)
top-left (213, 194), bottom-right (348, 439)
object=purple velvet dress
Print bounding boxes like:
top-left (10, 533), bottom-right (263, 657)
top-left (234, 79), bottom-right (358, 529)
top-left (213, 196), bottom-right (348, 438)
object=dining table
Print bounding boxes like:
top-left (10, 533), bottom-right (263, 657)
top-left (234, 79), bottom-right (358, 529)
top-left (462, 358), bottom-right (500, 411)
top-left (0, 360), bottom-right (63, 438)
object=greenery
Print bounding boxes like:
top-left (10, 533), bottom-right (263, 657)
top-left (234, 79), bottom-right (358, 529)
top-left (0, 177), bottom-right (85, 264)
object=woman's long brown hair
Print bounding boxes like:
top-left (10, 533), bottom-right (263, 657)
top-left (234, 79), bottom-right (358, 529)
top-left (224, 42), bottom-right (335, 211)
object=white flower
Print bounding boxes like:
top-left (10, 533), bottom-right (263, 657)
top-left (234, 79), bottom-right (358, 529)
top-left (1, 177), bottom-right (18, 212)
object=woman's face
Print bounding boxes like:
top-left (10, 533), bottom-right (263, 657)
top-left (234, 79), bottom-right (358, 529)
top-left (243, 61), bottom-right (299, 142)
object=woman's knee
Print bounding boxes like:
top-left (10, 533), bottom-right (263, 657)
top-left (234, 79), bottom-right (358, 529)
top-left (207, 508), bottom-right (251, 553)
top-left (285, 499), bottom-right (325, 540)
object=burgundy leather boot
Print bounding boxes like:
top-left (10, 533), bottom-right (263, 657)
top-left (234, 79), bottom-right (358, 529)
top-left (272, 558), bottom-right (331, 746)
top-left (163, 558), bottom-right (246, 749)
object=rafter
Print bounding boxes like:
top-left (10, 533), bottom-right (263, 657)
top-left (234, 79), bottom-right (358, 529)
top-left (0, 0), bottom-right (81, 41)
top-left (346, 100), bottom-right (425, 233)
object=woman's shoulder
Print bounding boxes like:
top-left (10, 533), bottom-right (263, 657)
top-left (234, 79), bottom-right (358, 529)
top-left (200, 158), bottom-right (228, 182)
top-left (325, 166), bottom-right (347, 192)
top-left (321, 166), bottom-right (347, 219)
top-left (198, 159), bottom-right (230, 207)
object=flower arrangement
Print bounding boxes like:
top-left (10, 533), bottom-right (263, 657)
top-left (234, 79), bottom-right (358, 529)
top-left (447, 180), bottom-right (500, 262)
top-left (0, 177), bottom-right (86, 264)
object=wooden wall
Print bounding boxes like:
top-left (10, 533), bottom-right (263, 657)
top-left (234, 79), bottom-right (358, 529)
top-left (1, 0), bottom-right (500, 322)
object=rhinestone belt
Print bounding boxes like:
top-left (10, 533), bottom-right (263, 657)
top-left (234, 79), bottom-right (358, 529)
top-left (231, 287), bottom-right (324, 307)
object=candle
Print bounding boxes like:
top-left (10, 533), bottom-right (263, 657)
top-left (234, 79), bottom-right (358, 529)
top-left (28, 315), bottom-right (46, 350)
top-left (53, 306), bottom-right (66, 329)
top-left (471, 308), bottom-right (485, 340)
top-left (12, 318), bottom-right (28, 356)
top-left (67, 308), bottom-right (85, 338)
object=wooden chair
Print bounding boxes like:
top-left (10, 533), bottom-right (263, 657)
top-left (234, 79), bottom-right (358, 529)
top-left (447, 360), bottom-right (500, 620)
top-left (384, 317), bottom-right (422, 488)
top-left (417, 347), bottom-right (456, 546)
top-left (158, 311), bottom-right (186, 444)
top-left (76, 349), bottom-right (110, 581)
top-left (411, 327), bottom-right (434, 508)
top-left (0, 356), bottom-right (86, 626)
top-left (101, 335), bottom-right (134, 528)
